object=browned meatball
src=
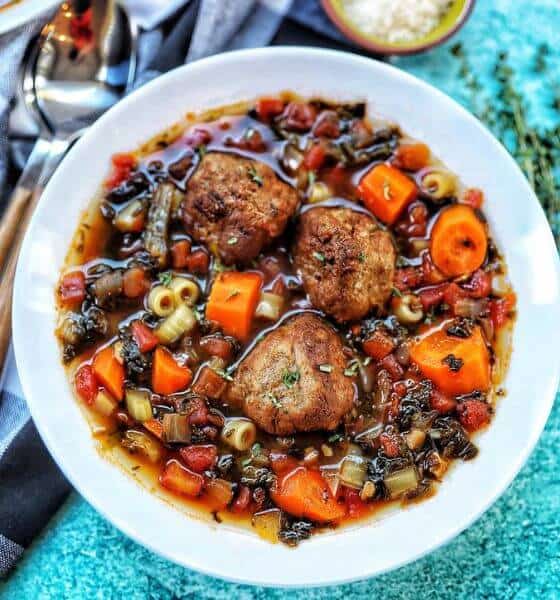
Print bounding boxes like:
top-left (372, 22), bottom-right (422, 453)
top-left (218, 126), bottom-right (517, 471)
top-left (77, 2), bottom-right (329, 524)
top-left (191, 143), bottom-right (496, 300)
top-left (293, 207), bottom-right (396, 322)
top-left (226, 313), bottom-right (354, 435)
top-left (182, 152), bottom-right (298, 265)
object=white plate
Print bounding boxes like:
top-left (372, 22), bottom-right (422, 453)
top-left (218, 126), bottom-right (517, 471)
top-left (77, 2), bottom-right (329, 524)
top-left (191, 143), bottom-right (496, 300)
top-left (13, 47), bottom-right (560, 587)
top-left (0, 0), bottom-right (58, 35)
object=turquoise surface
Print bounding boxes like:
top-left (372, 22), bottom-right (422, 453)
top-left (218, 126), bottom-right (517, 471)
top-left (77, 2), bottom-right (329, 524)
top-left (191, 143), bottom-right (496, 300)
top-left (2, 0), bottom-right (560, 597)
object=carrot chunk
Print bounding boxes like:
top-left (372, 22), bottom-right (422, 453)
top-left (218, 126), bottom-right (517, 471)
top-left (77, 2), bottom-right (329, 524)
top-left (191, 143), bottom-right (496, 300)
top-left (92, 346), bottom-right (125, 401)
top-left (358, 163), bottom-right (417, 225)
top-left (206, 272), bottom-right (262, 340)
top-left (131, 321), bottom-right (159, 353)
top-left (430, 205), bottom-right (487, 277)
top-left (270, 467), bottom-right (346, 523)
top-left (394, 143), bottom-right (430, 171)
top-left (160, 459), bottom-right (203, 497)
top-left (409, 321), bottom-right (490, 396)
top-left (152, 347), bottom-right (192, 395)
top-left (143, 419), bottom-right (164, 440)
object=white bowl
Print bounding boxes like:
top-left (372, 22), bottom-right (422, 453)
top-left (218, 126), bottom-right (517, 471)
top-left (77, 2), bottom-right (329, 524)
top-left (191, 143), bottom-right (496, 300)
top-left (13, 47), bottom-right (560, 587)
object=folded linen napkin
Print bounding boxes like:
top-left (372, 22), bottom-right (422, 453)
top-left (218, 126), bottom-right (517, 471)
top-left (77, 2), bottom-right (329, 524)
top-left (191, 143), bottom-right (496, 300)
top-left (0, 0), bottom-right (357, 578)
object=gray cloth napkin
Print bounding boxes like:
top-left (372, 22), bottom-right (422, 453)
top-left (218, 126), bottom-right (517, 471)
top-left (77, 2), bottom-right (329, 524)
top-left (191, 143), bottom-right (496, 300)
top-left (0, 0), bottom-right (296, 578)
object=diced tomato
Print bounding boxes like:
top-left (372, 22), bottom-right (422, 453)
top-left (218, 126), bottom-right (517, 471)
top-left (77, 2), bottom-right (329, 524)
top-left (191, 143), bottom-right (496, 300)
top-left (380, 354), bottom-right (404, 380)
top-left (185, 128), bottom-right (211, 148)
top-left (443, 282), bottom-right (469, 310)
top-left (343, 488), bottom-right (368, 518)
top-left (282, 101), bottom-right (317, 131)
top-left (418, 284), bottom-right (447, 311)
top-left (303, 143), bottom-right (326, 170)
top-left (179, 445), bottom-right (218, 473)
top-left (394, 267), bottom-right (423, 291)
top-left (396, 201), bottom-right (428, 238)
top-left (463, 269), bottom-right (491, 299)
top-left (59, 271), bottom-right (86, 306)
top-left (489, 293), bottom-right (516, 331)
top-left (131, 321), bottom-right (159, 353)
top-left (270, 452), bottom-right (300, 475)
top-left (379, 433), bottom-right (401, 458)
top-left (199, 335), bottom-right (234, 361)
top-left (312, 110), bottom-right (340, 138)
top-left (430, 388), bottom-right (457, 414)
top-left (421, 251), bottom-right (447, 285)
top-left (191, 366), bottom-right (227, 399)
top-left (457, 399), bottom-right (491, 432)
top-left (105, 152), bottom-right (136, 189)
top-left (231, 485), bottom-right (252, 513)
top-left (363, 330), bottom-right (395, 360)
top-left (75, 364), bottom-right (97, 404)
top-left (160, 460), bottom-right (204, 497)
top-left (123, 267), bottom-right (150, 299)
top-left (462, 188), bottom-right (484, 209)
top-left (171, 240), bottom-right (192, 269)
top-left (187, 397), bottom-right (209, 426)
top-left (255, 97), bottom-right (285, 121)
top-left (185, 249), bottom-right (209, 274)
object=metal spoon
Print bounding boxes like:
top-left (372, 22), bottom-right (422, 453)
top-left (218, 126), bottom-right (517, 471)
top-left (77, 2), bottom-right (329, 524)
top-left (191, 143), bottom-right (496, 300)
top-left (0, 0), bottom-right (137, 370)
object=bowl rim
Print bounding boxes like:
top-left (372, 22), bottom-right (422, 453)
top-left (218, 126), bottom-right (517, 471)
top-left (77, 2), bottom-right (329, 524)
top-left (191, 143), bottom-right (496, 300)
top-left (13, 46), bottom-right (560, 587)
top-left (320, 0), bottom-right (476, 56)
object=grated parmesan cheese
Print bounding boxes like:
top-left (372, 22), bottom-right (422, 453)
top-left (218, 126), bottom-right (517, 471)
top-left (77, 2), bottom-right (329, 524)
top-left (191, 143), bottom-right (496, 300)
top-left (342, 0), bottom-right (454, 43)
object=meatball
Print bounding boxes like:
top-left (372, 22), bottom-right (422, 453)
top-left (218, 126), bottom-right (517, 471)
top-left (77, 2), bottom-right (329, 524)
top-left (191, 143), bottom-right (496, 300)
top-left (182, 152), bottom-right (298, 265)
top-left (293, 207), bottom-right (396, 322)
top-left (226, 313), bottom-right (354, 435)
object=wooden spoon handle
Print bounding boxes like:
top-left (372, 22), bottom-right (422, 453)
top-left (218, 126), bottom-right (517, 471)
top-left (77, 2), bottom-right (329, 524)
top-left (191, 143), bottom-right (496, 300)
top-left (0, 137), bottom-right (53, 273)
top-left (0, 136), bottom-right (70, 375)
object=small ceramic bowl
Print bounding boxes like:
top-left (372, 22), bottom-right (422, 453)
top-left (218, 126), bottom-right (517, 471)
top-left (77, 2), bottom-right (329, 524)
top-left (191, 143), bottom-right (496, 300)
top-left (321, 0), bottom-right (476, 55)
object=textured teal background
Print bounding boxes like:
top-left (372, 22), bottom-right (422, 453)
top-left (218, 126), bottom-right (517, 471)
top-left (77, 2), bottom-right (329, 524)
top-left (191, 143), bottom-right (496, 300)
top-left (2, 0), bottom-right (560, 597)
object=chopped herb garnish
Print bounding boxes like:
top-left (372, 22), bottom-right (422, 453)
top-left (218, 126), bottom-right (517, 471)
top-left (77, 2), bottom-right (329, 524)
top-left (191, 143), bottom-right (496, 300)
top-left (197, 144), bottom-right (207, 159)
top-left (265, 392), bottom-right (282, 409)
top-left (247, 164), bottom-right (264, 186)
top-left (328, 433), bottom-right (343, 443)
top-left (308, 171), bottom-right (316, 187)
top-left (392, 286), bottom-right (403, 298)
top-left (363, 357), bottom-right (372, 366)
top-left (226, 289), bottom-right (241, 301)
top-left (446, 318), bottom-right (473, 338)
top-left (344, 359), bottom-right (360, 377)
top-left (213, 367), bottom-right (234, 382)
top-left (383, 179), bottom-right (393, 200)
top-left (282, 368), bottom-right (300, 389)
top-left (319, 364), bottom-right (333, 373)
top-left (251, 442), bottom-right (262, 456)
top-left (312, 251), bottom-right (326, 263)
top-left (442, 354), bottom-right (464, 372)
top-left (358, 252), bottom-right (366, 263)
top-left (227, 236), bottom-right (238, 245)
top-left (158, 271), bottom-right (173, 287)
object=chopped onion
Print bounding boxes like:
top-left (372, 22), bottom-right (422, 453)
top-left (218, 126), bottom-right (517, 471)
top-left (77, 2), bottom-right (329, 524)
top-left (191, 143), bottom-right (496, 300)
top-left (340, 455), bottom-right (367, 490)
top-left (281, 143), bottom-right (303, 175)
top-left (125, 389), bottom-right (153, 422)
top-left (221, 418), bottom-right (257, 451)
top-left (384, 467), bottom-right (418, 498)
top-left (92, 390), bottom-right (118, 417)
top-left (113, 199), bottom-right (146, 233)
top-left (405, 428), bottom-right (426, 450)
top-left (121, 430), bottom-right (163, 463)
top-left (252, 509), bottom-right (281, 543)
top-left (255, 292), bottom-right (284, 321)
top-left (491, 273), bottom-right (510, 296)
top-left (308, 181), bottom-right (331, 203)
top-left (162, 413), bottom-right (191, 443)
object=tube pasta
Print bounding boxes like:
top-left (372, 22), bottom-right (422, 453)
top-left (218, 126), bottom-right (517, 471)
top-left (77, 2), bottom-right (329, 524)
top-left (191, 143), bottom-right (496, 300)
top-left (394, 294), bottom-right (424, 325)
top-left (221, 418), bottom-right (257, 451)
top-left (155, 303), bottom-right (196, 344)
top-left (421, 170), bottom-right (457, 200)
top-left (148, 285), bottom-right (175, 317)
top-left (169, 277), bottom-right (200, 306)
